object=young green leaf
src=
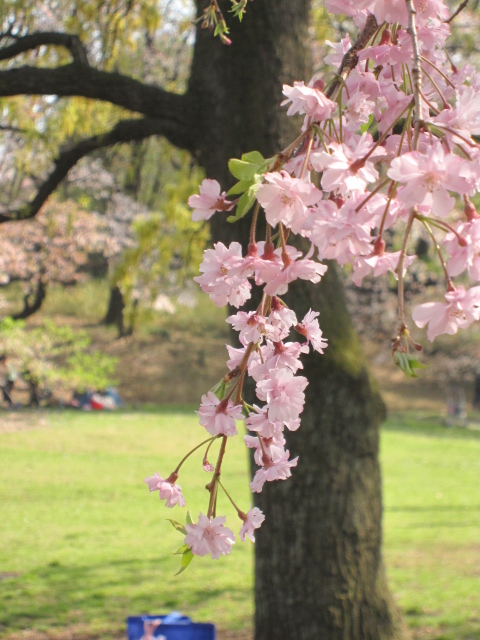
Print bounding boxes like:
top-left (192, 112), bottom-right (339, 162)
top-left (241, 150), bottom-right (266, 164)
top-left (174, 544), bottom-right (189, 555)
top-left (226, 179), bottom-right (253, 196)
top-left (167, 519), bottom-right (187, 535)
top-left (175, 547), bottom-right (194, 576)
top-left (227, 186), bottom-right (257, 222)
top-left (394, 351), bottom-right (426, 378)
top-left (211, 378), bottom-right (227, 399)
top-left (228, 159), bottom-right (260, 181)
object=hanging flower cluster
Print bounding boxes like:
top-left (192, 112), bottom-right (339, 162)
top-left (147, 0), bottom-right (480, 571)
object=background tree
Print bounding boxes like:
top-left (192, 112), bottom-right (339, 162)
top-left (0, 1), bottom-right (410, 638)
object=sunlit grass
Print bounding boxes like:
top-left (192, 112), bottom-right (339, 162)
top-left (1, 410), bottom-right (479, 639)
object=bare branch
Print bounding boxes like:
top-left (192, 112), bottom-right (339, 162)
top-left (444, 0), bottom-right (470, 23)
top-left (0, 117), bottom-right (189, 224)
top-left (0, 63), bottom-right (187, 126)
top-left (0, 32), bottom-right (89, 65)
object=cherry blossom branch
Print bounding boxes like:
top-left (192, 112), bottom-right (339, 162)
top-left (406, 0), bottom-right (424, 146)
top-left (444, 0), bottom-right (470, 23)
top-left (419, 55), bottom-right (455, 89)
top-left (173, 435), bottom-right (219, 475)
top-left (218, 479), bottom-right (243, 516)
top-left (395, 208), bottom-right (416, 331)
top-left (206, 435), bottom-right (228, 518)
top-left (420, 219), bottom-right (453, 289)
top-left (325, 14), bottom-right (379, 101)
top-left (391, 0), bottom-right (425, 342)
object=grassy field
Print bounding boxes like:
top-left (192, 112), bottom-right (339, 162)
top-left (0, 409), bottom-right (479, 640)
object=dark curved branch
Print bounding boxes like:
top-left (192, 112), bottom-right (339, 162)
top-left (0, 32), bottom-right (89, 65)
top-left (0, 117), bottom-right (191, 224)
top-left (0, 63), bottom-right (186, 124)
top-left (12, 278), bottom-right (47, 320)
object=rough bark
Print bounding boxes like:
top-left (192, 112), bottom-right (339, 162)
top-left (188, 2), bottom-right (407, 639)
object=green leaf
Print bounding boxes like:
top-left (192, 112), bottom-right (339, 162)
top-left (167, 519), bottom-right (187, 535)
top-left (211, 378), bottom-right (227, 399)
top-left (226, 179), bottom-right (253, 196)
top-left (186, 510), bottom-right (193, 526)
top-left (394, 351), bottom-right (426, 378)
top-left (228, 159), bottom-right (260, 181)
top-left (227, 186), bottom-right (257, 222)
top-left (241, 150), bottom-right (265, 164)
top-left (175, 547), bottom-right (194, 575)
top-left (360, 114), bottom-right (374, 134)
top-left (174, 544), bottom-right (189, 555)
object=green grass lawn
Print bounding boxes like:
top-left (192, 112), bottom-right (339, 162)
top-left (0, 409), bottom-right (479, 640)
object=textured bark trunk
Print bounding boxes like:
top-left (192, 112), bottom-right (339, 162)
top-left (187, 2), bottom-right (407, 639)
top-left (254, 268), bottom-right (406, 640)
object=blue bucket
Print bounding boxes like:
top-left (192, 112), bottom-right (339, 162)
top-left (126, 613), bottom-right (215, 640)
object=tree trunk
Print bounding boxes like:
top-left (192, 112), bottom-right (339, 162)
top-left (103, 285), bottom-right (125, 337)
top-left (187, 2), bottom-right (407, 639)
top-left (254, 268), bottom-right (406, 640)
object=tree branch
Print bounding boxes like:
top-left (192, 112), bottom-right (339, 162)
top-left (0, 32), bottom-right (89, 65)
top-left (444, 0), bottom-right (470, 23)
top-left (0, 117), bottom-right (189, 224)
top-left (326, 14), bottom-right (379, 100)
top-left (0, 63), bottom-right (187, 125)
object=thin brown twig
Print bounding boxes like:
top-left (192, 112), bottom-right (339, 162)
top-left (444, 0), bottom-right (470, 24)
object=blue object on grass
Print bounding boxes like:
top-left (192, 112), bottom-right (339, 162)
top-left (126, 614), bottom-right (215, 640)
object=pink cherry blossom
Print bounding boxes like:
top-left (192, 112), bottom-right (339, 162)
top-left (184, 513), bottom-right (235, 559)
top-left (198, 391), bottom-right (244, 436)
top-left (324, 35), bottom-right (352, 67)
top-left (311, 133), bottom-right (381, 195)
top-left (226, 311), bottom-right (281, 346)
top-left (445, 219), bottom-right (480, 281)
top-left (281, 82), bottom-right (336, 121)
top-left (412, 286), bottom-right (480, 341)
top-left (245, 406), bottom-right (284, 439)
top-left (268, 298), bottom-right (298, 337)
top-left (307, 199), bottom-right (374, 266)
top-left (188, 179), bottom-right (233, 221)
top-left (263, 254), bottom-right (327, 297)
top-left (352, 249), bottom-right (416, 286)
top-left (256, 367), bottom-right (308, 423)
top-left (250, 447), bottom-right (299, 493)
top-left (226, 344), bottom-right (259, 371)
top-left (248, 341), bottom-right (309, 382)
top-left (194, 242), bottom-right (251, 308)
top-left (388, 143), bottom-right (471, 216)
top-left (256, 171), bottom-right (322, 232)
top-left (295, 309), bottom-right (328, 353)
top-left (144, 473), bottom-right (186, 508)
top-left (244, 434), bottom-right (287, 467)
top-left (239, 507), bottom-right (265, 542)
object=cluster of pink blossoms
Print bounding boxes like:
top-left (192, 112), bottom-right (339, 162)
top-left (148, 0), bottom-right (480, 565)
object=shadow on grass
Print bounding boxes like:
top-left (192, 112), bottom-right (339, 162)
top-left (0, 557), bottom-right (249, 634)
top-left (407, 608), bottom-right (480, 640)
